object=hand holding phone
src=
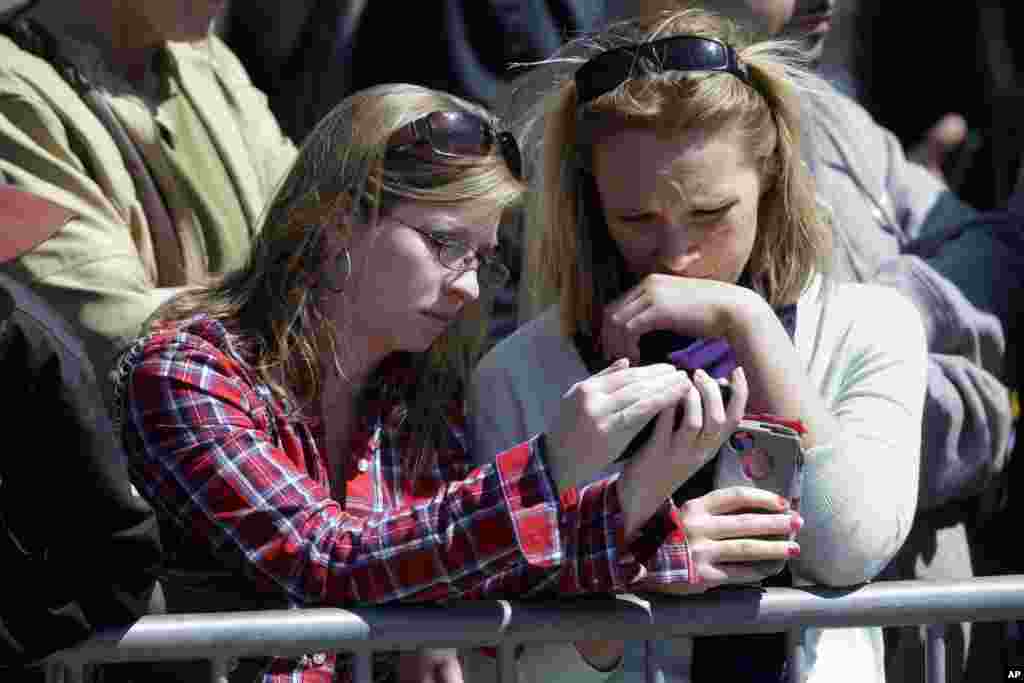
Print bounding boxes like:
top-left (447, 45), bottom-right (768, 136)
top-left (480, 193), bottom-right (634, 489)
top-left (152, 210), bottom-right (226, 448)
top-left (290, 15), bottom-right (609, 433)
top-left (712, 416), bottom-right (805, 577)
top-left (615, 330), bottom-right (735, 462)
top-left (616, 376), bottom-right (733, 463)
top-left (649, 417), bottom-right (804, 589)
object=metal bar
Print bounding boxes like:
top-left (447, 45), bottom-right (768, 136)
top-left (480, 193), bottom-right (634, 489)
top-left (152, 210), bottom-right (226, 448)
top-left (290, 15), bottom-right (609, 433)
top-left (64, 663), bottom-right (84, 683)
top-left (42, 577), bottom-right (1024, 668)
top-left (209, 659), bottom-right (231, 683)
top-left (785, 628), bottom-right (805, 683)
top-left (350, 651), bottom-right (373, 683)
top-left (644, 638), bottom-right (665, 683)
top-left (925, 624), bottom-right (947, 683)
top-left (646, 576), bottom-right (1024, 639)
top-left (496, 643), bottom-right (517, 683)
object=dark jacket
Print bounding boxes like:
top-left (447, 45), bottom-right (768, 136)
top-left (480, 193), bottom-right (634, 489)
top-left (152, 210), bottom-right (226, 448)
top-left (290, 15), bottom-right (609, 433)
top-left (224, 0), bottom-right (608, 141)
top-left (1, 205), bottom-right (162, 668)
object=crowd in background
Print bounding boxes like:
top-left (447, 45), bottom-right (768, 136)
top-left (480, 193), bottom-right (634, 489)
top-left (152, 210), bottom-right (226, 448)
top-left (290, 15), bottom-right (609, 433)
top-left (0, 1), bottom-right (1022, 682)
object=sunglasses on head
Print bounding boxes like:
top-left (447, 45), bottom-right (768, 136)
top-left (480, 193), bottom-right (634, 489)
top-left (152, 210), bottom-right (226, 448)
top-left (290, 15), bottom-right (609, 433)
top-left (387, 111), bottom-right (524, 181)
top-left (574, 35), bottom-right (751, 107)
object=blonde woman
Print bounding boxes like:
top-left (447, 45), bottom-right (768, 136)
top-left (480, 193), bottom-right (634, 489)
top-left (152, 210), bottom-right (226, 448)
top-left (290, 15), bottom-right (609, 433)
top-left (114, 83), bottom-right (735, 683)
top-left (469, 9), bottom-right (927, 683)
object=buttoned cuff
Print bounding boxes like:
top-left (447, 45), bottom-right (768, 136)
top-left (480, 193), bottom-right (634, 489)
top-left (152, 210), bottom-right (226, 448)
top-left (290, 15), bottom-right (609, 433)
top-left (493, 437), bottom-right (693, 593)
top-left (493, 434), bottom-right (567, 570)
top-left (634, 500), bottom-right (693, 586)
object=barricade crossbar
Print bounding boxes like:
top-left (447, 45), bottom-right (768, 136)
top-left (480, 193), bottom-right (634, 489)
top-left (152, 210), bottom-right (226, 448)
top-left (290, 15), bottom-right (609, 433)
top-left (44, 576), bottom-right (1024, 683)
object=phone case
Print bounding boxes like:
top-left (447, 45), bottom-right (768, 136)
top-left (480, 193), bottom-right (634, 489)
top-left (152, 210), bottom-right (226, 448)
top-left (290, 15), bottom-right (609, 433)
top-left (713, 415), bottom-right (805, 578)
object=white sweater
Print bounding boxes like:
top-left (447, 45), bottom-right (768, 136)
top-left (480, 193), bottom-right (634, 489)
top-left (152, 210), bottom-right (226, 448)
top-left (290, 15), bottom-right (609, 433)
top-left (464, 276), bottom-right (926, 683)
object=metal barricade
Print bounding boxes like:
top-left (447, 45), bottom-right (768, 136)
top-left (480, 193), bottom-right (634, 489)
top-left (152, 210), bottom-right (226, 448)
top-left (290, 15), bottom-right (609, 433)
top-left (45, 575), bottom-right (1024, 683)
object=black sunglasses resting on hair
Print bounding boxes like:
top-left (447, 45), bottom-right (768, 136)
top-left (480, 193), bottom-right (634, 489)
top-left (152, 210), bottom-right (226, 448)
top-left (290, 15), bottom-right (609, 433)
top-left (387, 111), bottom-right (524, 181)
top-left (574, 35), bottom-right (750, 106)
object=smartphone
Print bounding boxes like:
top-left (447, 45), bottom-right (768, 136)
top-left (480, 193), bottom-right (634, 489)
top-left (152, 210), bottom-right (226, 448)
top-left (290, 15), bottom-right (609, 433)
top-left (714, 416), bottom-right (805, 577)
top-left (615, 331), bottom-right (733, 463)
top-left (614, 383), bottom-right (733, 463)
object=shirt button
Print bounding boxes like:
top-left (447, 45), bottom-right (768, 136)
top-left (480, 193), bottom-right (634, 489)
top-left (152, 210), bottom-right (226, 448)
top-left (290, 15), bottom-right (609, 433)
top-left (357, 458), bottom-right (369, 472)
top-left (312, 652), bottom-right (327, 666)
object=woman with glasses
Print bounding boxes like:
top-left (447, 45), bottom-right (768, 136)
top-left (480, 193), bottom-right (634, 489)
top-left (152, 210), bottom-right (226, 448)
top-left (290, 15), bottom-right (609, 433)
top-left (113, 82), bottom-right (717, 683)
top-left (469, 8), bottom-right (927, 683)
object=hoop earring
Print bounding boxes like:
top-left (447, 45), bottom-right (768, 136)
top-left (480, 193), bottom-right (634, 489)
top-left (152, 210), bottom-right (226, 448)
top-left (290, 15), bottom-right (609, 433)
top-left (325, 248), bottom-right (351, 293)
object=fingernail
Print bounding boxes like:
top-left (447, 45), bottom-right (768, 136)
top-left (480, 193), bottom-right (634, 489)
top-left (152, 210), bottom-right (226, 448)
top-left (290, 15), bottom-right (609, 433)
top-left (778, 497), bottom-right (790, 511)
top-left (790, 514), bottom-right (804, 533)
top-left (695, 368), bottom-right (709, 381)
top-left (787, 544), bottom-right (801, 558)
top-left (736, 366), bottom-right (746, 380)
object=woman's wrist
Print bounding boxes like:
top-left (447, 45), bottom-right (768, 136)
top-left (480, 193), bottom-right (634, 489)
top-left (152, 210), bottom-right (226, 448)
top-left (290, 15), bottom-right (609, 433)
top-left (538, 432), bottom-right (572, 493)
top-left (618, 453), bottom-right (678, 542)
top-left (721, 290), bottom-right (777, 345)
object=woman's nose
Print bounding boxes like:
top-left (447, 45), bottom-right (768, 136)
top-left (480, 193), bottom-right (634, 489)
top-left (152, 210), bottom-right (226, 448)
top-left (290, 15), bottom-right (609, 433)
top-left (657, 228), bottom-right (698, 274)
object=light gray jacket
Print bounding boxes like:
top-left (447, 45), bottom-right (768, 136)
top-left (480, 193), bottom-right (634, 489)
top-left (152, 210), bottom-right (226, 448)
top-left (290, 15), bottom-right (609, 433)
top-left (801, 84), bottom-right (1012, 514)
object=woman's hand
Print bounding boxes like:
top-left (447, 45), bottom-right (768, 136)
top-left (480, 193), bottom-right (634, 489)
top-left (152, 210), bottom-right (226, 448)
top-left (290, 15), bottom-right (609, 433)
top-left (397, 649), bottom-right (463, 683)
top-left (545, 359), bottom-right (692, 490)
top-left (616, 366), bottom-right (802, 585)
top-left (648, 486), bottom-right (802, 591)
top-left (600, 273), bottom-right (767, 361)
top-left (618, 365), bottom-right (748, 540)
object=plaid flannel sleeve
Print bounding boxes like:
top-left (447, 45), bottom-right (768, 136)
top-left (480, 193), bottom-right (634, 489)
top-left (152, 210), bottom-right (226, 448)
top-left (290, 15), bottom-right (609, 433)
top-left (124, 333), bottom-right (689, 605)
top-left (631, 501), bottom-right (692, 585)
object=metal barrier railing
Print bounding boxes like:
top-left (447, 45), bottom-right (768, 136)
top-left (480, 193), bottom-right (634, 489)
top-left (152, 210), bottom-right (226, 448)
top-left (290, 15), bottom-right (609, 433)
top-left (45, 575), bottom-right (1024, 683)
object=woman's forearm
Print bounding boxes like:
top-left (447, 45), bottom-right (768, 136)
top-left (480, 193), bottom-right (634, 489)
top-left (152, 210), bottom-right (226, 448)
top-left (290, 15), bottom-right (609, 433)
top-left (617, 454), bottom-right (682, 542)
top-left (725, 304), bottom-right (839, 450)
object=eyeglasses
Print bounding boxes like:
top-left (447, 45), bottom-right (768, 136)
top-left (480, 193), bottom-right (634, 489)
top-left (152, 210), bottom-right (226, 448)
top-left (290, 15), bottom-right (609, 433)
top-left (574, 35), bottom-right (751, 107)
top-left (387, 111), bottom-right (524, 181)
top-left (390, 215), bottom-right (511, 290)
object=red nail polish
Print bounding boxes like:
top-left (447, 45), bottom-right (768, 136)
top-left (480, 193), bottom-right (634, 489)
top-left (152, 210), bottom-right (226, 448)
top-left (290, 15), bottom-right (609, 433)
top-left (790, 514), bottom-right (804, 533)
top-left (787, 544), bottom-right (801, 558)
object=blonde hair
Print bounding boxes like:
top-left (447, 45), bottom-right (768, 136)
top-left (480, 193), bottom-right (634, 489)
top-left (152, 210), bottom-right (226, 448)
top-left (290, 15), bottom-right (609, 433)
top-left (520, 7), bottom-right (831, 338)
top-left (155, 83), bottom-right (523, 471)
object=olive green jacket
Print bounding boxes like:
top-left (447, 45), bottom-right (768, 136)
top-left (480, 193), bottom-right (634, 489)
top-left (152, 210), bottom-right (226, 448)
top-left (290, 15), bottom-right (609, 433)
top-left (0, 33), bottom-right (296, 387)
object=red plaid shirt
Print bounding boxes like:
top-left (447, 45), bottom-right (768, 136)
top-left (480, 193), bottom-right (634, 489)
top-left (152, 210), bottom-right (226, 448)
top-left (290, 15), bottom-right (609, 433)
top-left (116, 315), bottom-right (691, 682)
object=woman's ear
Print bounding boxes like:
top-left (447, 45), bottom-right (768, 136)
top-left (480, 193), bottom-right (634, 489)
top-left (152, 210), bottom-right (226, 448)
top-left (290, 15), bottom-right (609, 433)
top-left (325, 191), bottom-right (356, 241)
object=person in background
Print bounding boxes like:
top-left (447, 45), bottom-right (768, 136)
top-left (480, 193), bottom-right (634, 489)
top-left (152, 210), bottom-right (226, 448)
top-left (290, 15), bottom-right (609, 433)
top-left (1, 183), bottom-right (162, 682)
top-left (114, 83), bottom-right (724, 683)
top-left (221, 0), bottom-right (612, 349)
top-left (854, 0), bottom-right (1023, 210)
top-left (474, 8), bottom-right (926, 682)
top-left (221, 0), bottom-right (609, 143)
top-left (0, 0), bottom-right (296, 398)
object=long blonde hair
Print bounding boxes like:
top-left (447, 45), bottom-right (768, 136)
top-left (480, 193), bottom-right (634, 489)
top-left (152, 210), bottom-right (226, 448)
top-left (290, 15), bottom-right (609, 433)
top-left (155, 83), bottom-right (523, 470)
top-left (520, 7), bottom-right (831, 337)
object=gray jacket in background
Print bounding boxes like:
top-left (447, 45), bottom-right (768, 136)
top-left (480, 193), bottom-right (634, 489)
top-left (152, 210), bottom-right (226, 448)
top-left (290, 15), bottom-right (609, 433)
top-left (801, 76), bottom-right (1023, 683)
top-left (802, 84), bottom-right (1012, 513)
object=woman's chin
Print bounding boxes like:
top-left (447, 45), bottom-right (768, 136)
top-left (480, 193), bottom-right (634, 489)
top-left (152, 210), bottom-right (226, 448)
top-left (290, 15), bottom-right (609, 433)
top-left (412, 330), bottom-right (446, 354)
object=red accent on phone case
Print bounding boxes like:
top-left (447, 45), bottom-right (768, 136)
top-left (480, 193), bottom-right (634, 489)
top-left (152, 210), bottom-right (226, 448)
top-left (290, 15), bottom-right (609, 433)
top-left (743, 413), bottom-right (808, 434)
